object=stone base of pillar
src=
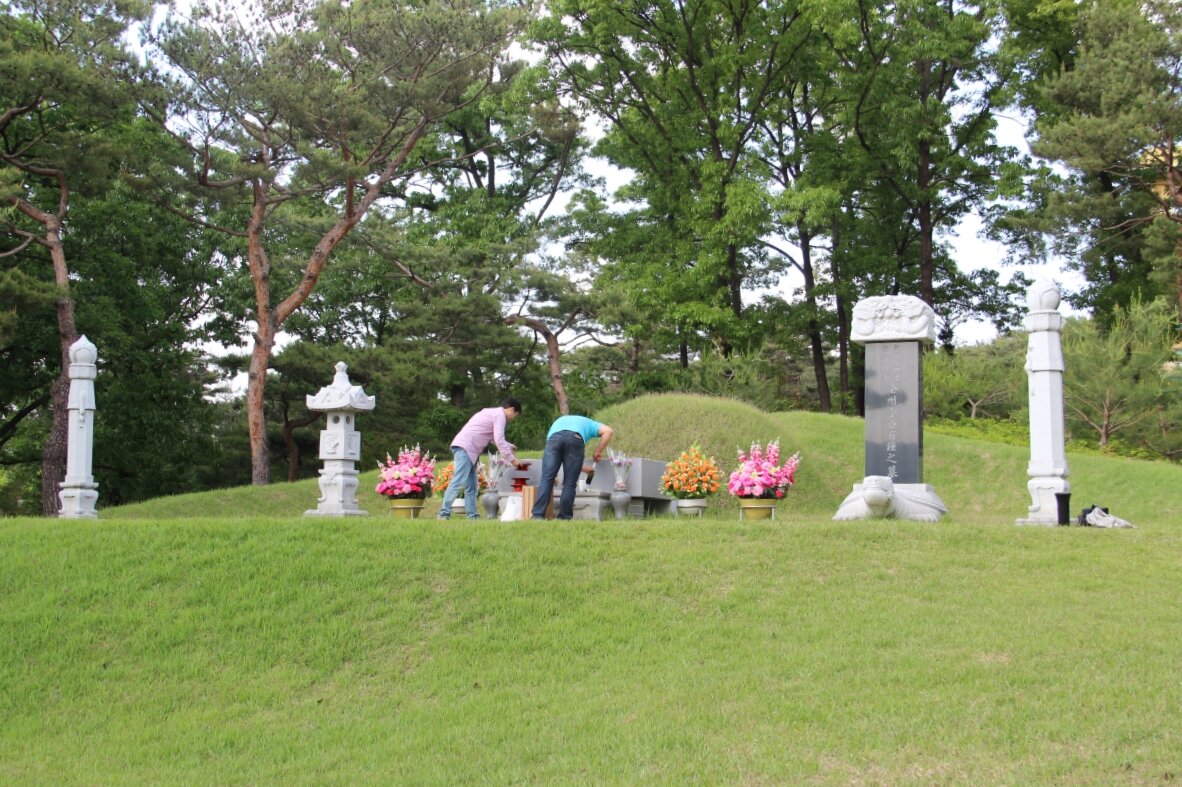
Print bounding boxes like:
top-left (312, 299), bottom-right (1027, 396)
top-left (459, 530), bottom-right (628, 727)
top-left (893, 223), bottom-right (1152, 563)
top-left (1016, 477), bottom-right (1070, 526)
top-left (833, 477), bottom-right (947, 522)
top-left (304, 508), bottom-right (371, 517)
top-left (303, 464), bottom-right (369, 517)
top-left (59, 483), bottom-right (99, 519)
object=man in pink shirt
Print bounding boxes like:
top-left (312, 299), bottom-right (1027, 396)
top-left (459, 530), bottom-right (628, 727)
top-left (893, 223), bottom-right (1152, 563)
top-left (438, 397), bottom-right (528, 519)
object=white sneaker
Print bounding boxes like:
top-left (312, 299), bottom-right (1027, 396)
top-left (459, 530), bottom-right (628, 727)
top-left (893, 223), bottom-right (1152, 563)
top-left (1085, 508), bottom-right (1134, 528)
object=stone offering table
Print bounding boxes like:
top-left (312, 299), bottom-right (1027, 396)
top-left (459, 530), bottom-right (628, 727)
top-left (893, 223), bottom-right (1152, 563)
top-left (495, 457), bottom-right (674, 519)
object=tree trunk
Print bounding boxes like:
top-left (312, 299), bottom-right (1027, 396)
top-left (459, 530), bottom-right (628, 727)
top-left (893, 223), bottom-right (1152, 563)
top-left (799, 229), bottom-right (832, 412)
top-left (40, 372), bottom-right (70, 516)
top-left (244, 179), bottom-right (275, 486)
top-left (505, 315), bottom-right (570, 415)
top-left (831, 218), bottom-right (851, 414)
top-left (38, 214), bottom-right (78, 516)
top-left (246, 334), bottom-right (274, 486)
top-left (283, 411), bottom-right (321, 482)
top-left (238, 121), bottom-right (431, 486)
top-left (1175, 233), bottom-right (1182, 318)
top-left (917, 138), bottom-right (935, 307)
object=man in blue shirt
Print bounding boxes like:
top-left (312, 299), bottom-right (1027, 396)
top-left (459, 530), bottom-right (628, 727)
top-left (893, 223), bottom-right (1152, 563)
top-left (531, 414), bottom-right (614, 520)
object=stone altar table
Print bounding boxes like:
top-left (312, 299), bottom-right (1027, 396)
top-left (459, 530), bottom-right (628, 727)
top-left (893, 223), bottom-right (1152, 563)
top-left (494, 457), bottom-right (674, 519)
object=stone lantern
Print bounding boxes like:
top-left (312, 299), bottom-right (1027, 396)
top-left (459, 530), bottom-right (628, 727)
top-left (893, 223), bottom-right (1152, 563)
top-left (59, 335), bottom-right (99, 519)
top-left (303, 362), bottom-right (375, 517)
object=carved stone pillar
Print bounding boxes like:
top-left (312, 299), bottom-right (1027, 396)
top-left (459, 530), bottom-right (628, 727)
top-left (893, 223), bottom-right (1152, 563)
top-left (1017, 281), bottom-right (1070, 526)
top-left (58, 336), bottom-right (99, 519)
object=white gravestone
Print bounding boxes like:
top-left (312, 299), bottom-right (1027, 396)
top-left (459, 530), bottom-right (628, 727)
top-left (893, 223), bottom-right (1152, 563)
top-left (303, 362), bottom-right (375, 517)
top-left (1016, 281), bottom-right (1070, 526)
top-left (834, 295), bottom-right (947, 522)
top-left (58, 336), bottom-right (100, 519)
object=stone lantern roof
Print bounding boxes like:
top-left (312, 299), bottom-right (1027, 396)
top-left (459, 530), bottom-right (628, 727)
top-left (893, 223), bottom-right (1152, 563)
top-left (305, 362), bottom-right (375, 413)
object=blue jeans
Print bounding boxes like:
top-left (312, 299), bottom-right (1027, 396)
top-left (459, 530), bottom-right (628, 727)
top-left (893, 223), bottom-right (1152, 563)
top-left (439, 447), bottom-right (480, 518)
top-left (532, 430), bottom-right (585, 520)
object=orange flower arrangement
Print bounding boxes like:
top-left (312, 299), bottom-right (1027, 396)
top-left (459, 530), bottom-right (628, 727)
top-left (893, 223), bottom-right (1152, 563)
top-left (433, 461), bottom-right (490, 497)
top-left (661, 445), bottom-right (722, 499)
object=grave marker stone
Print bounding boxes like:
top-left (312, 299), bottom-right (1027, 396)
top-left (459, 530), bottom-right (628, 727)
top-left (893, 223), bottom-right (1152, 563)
top-left (834, 295), bottom-right (947, 522)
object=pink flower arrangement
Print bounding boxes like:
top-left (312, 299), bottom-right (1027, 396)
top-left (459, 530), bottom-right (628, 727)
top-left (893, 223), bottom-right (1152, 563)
top-left (727, 440), bottom-right (801, 499)
top-left (375, 445), bottom-right (436, 499)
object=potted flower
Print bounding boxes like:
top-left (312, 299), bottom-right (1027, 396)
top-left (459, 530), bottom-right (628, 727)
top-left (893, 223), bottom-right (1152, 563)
top-left (376, 445), bottom-right (436, 517)
top-left (661, 445), bottom-right (721, 516)
top-left (433, 461), bottom-right (489, 498)
top-left (607, 448), bottom-right (633, 519)
top-left (727, 440), bottom-right (800, 520)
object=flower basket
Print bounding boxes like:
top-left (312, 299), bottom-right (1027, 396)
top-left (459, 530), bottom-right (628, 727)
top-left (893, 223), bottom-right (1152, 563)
top-left (388, 498), bottom-right (426, 518)
top-left (376, 445), bottom-right (436, 501)
top-left (727, 441), bottom-right (800, 519)
top-left (737, 498), bottom-right (778, 520)
top-left (433, 461), bottom-right (489, 497)
top-left (661, 446), bottom-right (722, 500)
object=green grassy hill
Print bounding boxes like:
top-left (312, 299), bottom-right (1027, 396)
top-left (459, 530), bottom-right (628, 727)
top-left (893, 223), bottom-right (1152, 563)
top-left (108, 393), bottom-right (1182, 526)
top-left (3, 395), bottom-right (1181, 783)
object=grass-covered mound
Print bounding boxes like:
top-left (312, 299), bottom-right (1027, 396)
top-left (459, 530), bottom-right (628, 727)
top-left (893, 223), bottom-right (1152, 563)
top-left (3, 395), bottom-right (1181, 782)
top-left (107, 393), bottom-right (1180, 525)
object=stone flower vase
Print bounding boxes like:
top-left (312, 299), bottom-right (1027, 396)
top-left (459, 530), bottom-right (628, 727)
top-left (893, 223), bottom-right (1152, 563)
top-left (610, 487), bottom-right (632, 519)
top-left (677, 498), bottom-right (708, 517)
top-left (480, 490), bottom-right (501, 519)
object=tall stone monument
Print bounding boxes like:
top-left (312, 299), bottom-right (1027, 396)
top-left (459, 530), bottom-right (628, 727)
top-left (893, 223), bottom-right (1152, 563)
top-left (304, 362), bottom-right (375, 517)
top-left (1017, 280), bottom-right (1070, 526)
top-left (834, 295), bottom-right (947, 522)
top-left (59, 335), bottom-right (99, 519)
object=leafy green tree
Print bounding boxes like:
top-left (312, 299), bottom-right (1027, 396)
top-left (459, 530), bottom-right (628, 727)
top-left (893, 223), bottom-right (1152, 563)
top-left (1, 148), bottom-right (225, 512)
top-left (66, 178), bottom-right (224, 505)
top-left (0, 267), bottom-right (54, 348)
top-left (923, 333), bottom-right (1025, 420)
top-left (148, 0), bottom-right (525, 484)
top-left (1136, 351), bottom-right (1181, 462)
top-left (1, 0), bottom-right (154, 513)
top-left (389, 59), bottom-right (596, 415)
top-left (1062, 299), bottom-right (1178, 448)
top-left (534, 0), bottom-right (815, 356)
top-left (816, 0), bottom-right (1023, 307)
top-left (934, 268), bottom-right (1031, 348)
top-left (754, 21), bottom-right (845, 411)
top-left (1024, 0), bottom-right (1182, 320)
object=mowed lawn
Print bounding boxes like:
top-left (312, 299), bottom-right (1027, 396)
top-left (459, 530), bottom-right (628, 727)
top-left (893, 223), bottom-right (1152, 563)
top-left (3, 399), bottom-right (1181, 784)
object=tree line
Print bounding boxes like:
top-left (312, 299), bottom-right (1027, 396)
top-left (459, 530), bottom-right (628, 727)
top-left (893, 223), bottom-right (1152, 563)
top-left (2, 0), bottom-right (1179, 514)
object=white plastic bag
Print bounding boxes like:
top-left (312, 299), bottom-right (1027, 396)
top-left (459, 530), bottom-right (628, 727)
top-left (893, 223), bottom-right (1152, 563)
top-left (500, 494), bottom-right (522, 521)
